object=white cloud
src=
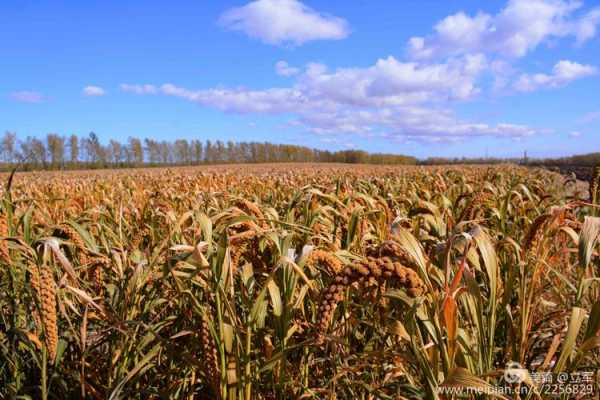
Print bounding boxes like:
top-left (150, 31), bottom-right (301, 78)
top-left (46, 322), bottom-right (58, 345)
top-left (296, 106), bottom-right (537, 142)
top-left (9, 91), bottom-right (44, 103)
top-left (408, 0), bottom-right (600, 59)
top-left (218, 0), bottom-right (349, 45)
top-left (160, 83), bottom-right (303, 113)
top-left (122, 53), bottom-right (542, 143)
top-left (579, 110), bottom-right (600, 123)
top-left (573, 7), bottom-right (600, 43)
top-left (489, 59), bottom-right (516, 91)
top-left (149, 54), bottom-right (487, 116)
top-left (568, 130), bottom-right (582, 137)
top-left (275, 61), bottom-right (300, 76)
top-left (120, 83), bottom-right (158, 94)
top-left (82, 85), bottom-right (105, 97)
top-left (513, 60), bottom-right (597, 92)
top-left (297, 54), bottom-right (487, 106)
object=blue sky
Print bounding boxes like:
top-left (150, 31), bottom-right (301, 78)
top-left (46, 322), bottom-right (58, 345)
top-left (1, 0), bottom-right (599, 159)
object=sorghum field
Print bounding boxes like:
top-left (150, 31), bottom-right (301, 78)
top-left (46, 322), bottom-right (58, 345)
top-left (1, 163), bottom-right (599, 399)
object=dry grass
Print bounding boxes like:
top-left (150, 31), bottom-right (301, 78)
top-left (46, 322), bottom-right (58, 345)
top-left (0, 163), bottom-right (598, 399)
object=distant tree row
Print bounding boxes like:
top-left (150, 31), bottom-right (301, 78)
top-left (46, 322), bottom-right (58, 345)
top-left (420, 156), bottom-right (522, 165)
top-left (0, 131), bottom-right (417, 171)
top-left (531, 152), bottom-right (600, 167)
top-left (421, 153), bottom-right (600, 167)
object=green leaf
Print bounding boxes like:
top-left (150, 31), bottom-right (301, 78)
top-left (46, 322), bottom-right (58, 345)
top-left (109, 344), bottom-right (160, 400)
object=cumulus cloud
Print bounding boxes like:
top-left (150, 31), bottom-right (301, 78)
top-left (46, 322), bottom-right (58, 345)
top-left (82, 85), bottom-right (105, 97)
top-left (275, 61), bottom-right (300, 76)
top-left (568, 130), bottom-right (582, 137)
top-left (9, 91), bottom-right (44, 103)
top-left (407, 0), bottom-right (600, 59)
top-left (296, 106), bottom-right (536, 142)
top-left (573, 7), bottom-right (600, 43)
top-left (160, 83), bottom-right (304, 113)
top-left (513, 60), bottom-right (597, 92)
top-left (120, 83), bottom-right (158, 94)
top-left (218, 0), bottom-right (349, 45)
top-left (121, 53), bottom-right (543, 142)
top-left (297, 54), bottom-right (487, 106)
top-left (144, 54), bottom-right (486, 114)
top-left (579, 110), bottom-right (600, 124)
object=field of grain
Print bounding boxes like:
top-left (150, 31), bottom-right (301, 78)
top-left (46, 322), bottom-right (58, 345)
top-left (1, 163), bottom-right (599, 399)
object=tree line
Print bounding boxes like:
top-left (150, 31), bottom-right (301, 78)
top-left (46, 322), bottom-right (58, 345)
top-left (421, 153), bottom-right (600, 166)
top-left (420, 156), bottom-right (523, 165)
top-left (529, 152), bottom-right (600, 167)
top-left (0, 131), bottom-right (417, 171)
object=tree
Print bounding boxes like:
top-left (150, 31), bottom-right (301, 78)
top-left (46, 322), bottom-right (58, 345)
top-left (250, 142), bottom-right (258, 163)
top-left (1, 131), bottom-right (17, 163)
top-left (69, 134), bottom-right (79, 164)
top-left (191, 140), bottom-right (203, 164)
top-left (239, 142), bottom-right (250, 163)
top-left (174, 139), bottom-right (190, 164)
top-left (144, 139), bottom-right (160, 164)
top-left (215, 140), bottom-right (225, 163)
top-left (46, 133), bottom-right (65, 168)
top-left (19, 137), bottom-right (47, 168)
top-left (227, 141), bottom-right (236, 163)
top-left (159, 141), bottom-right (172, 164)
top-left (128, 137), bottom-right (144, 165)
top-left (85, 132), bottom-right (105, 165)
top-left (109, 140), bottom-right (123, 165)
top-left (18, 137), bottom-right (34, 165)
top-left (205, 140), bottom-right (213, 163)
